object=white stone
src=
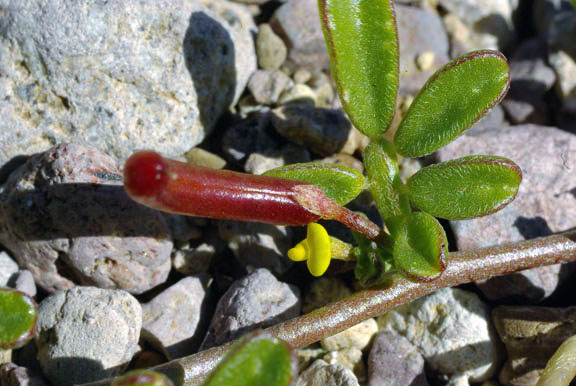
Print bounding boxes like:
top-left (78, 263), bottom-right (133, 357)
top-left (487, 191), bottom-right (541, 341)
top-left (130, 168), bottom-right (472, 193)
top-left (321, 318), bottom-right (378, 352)
top-left (378, 288), bottom-right (502, 385)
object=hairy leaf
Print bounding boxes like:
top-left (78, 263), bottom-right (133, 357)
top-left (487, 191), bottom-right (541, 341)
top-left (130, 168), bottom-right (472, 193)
top-left (393, 212), bottom-right (447, 281)
top-left (319, 0), bottom-right (398, 138)
top-left (263, 162), bottom-right (365, 205)
top-left (406, 155), bottom-right (522, 220)
top-left (0, 288), bottom-right (38, 350)
top-left (363, 139), bottom-right (410, 222)
top-left (203, 332), bottom-right (296, 386)
top-left (394, 50), bottom-right (510, 157)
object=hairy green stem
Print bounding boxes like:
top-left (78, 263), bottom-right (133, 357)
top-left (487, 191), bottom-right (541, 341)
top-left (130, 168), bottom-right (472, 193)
top-left (85, 230), bottom-right (576, 386)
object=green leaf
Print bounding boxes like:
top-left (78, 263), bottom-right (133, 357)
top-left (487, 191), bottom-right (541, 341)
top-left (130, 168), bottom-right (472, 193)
top-left (352, 231), bottom-right (395, 287)
top-left (112, 370), bottom-right (174, 386)
top-left (393, 212), bottom-right (447, 281)
top-left (0, 288), bottom-right (38, 350)
top-left (363, 139), bottom-right (410, 222)
top-left (263, 162), bottom-right (365, 205)
top-left (319, 0), bottom-right (399, 138)
top-left (394, 50), bottom-right (510, 157)
top-left (203, 332), bottom-right (296, 386)
top-left (571, 0), bottom-right (576, 10)
top-left (406, 155), bottom-right (522, 220)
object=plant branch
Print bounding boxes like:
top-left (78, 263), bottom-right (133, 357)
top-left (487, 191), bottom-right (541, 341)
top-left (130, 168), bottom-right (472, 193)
top-left (85, 230), bottom-right (576, 386)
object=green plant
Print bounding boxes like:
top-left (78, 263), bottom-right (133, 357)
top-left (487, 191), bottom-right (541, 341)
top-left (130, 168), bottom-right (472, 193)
top-left (101, 1), bottom-right (576, 385)
top-left (124, 1), bottom-right (519, 284)
top-left (0, 288), bottom-right (38, 350)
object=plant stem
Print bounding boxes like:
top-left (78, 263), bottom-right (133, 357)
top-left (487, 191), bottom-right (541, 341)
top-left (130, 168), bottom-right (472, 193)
top-left (84, 230), bottom-right (576, 386)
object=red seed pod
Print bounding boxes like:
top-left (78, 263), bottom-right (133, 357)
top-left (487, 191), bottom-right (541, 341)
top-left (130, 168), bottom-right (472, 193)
top-left (123, 151), bottom-right (321, 226)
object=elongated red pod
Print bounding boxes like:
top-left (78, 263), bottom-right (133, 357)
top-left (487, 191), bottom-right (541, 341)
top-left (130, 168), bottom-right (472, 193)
top-left (123, 151), bottom-right (321, 226)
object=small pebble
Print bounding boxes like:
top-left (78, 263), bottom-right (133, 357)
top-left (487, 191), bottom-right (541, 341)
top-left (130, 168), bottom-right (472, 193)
top-left (256, 23), bottom-right (288, 71)
top-left (185, 148), bottom-right (227, 170)
top-left (141, 275), bottom-right (212, 359)
top-left (35, 287), bottom-right (142, 385)
top-left (296, 359), bottom-right (360, 386)
top-left (321, 318), bottom-right (378, 352)
top-left (200, 268), bottom-right (301, 350)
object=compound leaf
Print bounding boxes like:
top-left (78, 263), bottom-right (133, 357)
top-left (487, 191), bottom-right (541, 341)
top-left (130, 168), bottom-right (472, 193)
top-left (394, 50), bottom-right (510, 157)
top-left (263, 162), bottom-right (365, 205)
top-left (406, 155), bottom-right (522, 220)
top-left (203, 332), bottom-right (296, 386)
top-left (393, 212), bottom-right (447, 281)
top-left (320, 0), bottom-right (398, 138)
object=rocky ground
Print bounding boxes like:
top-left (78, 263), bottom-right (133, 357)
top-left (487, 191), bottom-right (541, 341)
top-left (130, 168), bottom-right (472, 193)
top-left (1, 0), bottom-right (576, 385)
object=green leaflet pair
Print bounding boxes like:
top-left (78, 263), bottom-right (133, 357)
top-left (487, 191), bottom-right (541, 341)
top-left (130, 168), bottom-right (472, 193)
top-left (266, 0), bottom-right (521, 283)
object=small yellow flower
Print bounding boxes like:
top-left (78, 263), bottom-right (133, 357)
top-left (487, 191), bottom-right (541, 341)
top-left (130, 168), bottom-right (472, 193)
top-left (288, 223), bottom-right (331, 277)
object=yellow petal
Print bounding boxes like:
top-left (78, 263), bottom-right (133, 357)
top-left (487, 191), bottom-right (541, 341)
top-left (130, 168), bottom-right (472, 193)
top-left (306, 223), bottom-right (331, 277)
top-left (288, 240), bottom-right (309, 261)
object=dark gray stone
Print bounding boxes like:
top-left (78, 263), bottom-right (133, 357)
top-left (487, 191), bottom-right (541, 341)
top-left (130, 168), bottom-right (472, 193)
top-left (200, 268), bottom-right (300, 350)
top-left (368, 330), bottom-right (429, 386)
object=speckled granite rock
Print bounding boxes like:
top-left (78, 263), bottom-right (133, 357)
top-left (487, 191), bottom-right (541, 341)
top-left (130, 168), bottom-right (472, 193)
top-left (0, 0), bottom-right (255, 165)
top-left (493, 305), bottom-right (576, 385)
top-left (200, 268), bottom-right (300, 350)
top-left (35, 287), bottom-right (141, 385)
top-left (438, 124), bottom-right (576, 303)
top-left (378, 288), bottom-right (502, 385)
top-left (0, 144), bottom-right (172, 294)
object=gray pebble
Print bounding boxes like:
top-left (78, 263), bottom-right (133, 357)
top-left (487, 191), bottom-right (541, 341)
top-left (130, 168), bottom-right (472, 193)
top-left (0, 251), bottom-right (19, 287)
top-left (141, 275), bottom-right (212, 360)
top-left (35, 286), bottom-right (141, 385)
top-left (270, 0), bottom-right (329, 71)
top-left (271, 104), bottom-right (364, 156)
top-left (548, 10), bottom-right (576, 115)
top-left (256, 24), bottom-right (288, 71)
top-left (13, 270), bottom-right (36, 297)
top-left (0, 143), bottom-right (172, 294)
top-left (493, 305), bottom-right (576, 385)
top-left (0, 363), bottom-right (48, 386)
top-left (297, 359), bottom-right (360, 386)
top-left (219, 220), bottom-right (294, 275)
top-left (368, 330), bottom-right (429, 386)
top-left (0, 0), bottom-right (255, 165)
top-left (244, 143), bottom-right (311, 175)
top-left (200, 268), bottom-right (300, 350)
top-left (438, 124), bottom-right (576, 303)
top-left (396, 4), bottom-right (450, 95)
top-left (378, 288), bottom-right (502, 385)
top-left (502, 39), bottom-right (556, 124)
top-left (248, 70), bottom-right (294, 105)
